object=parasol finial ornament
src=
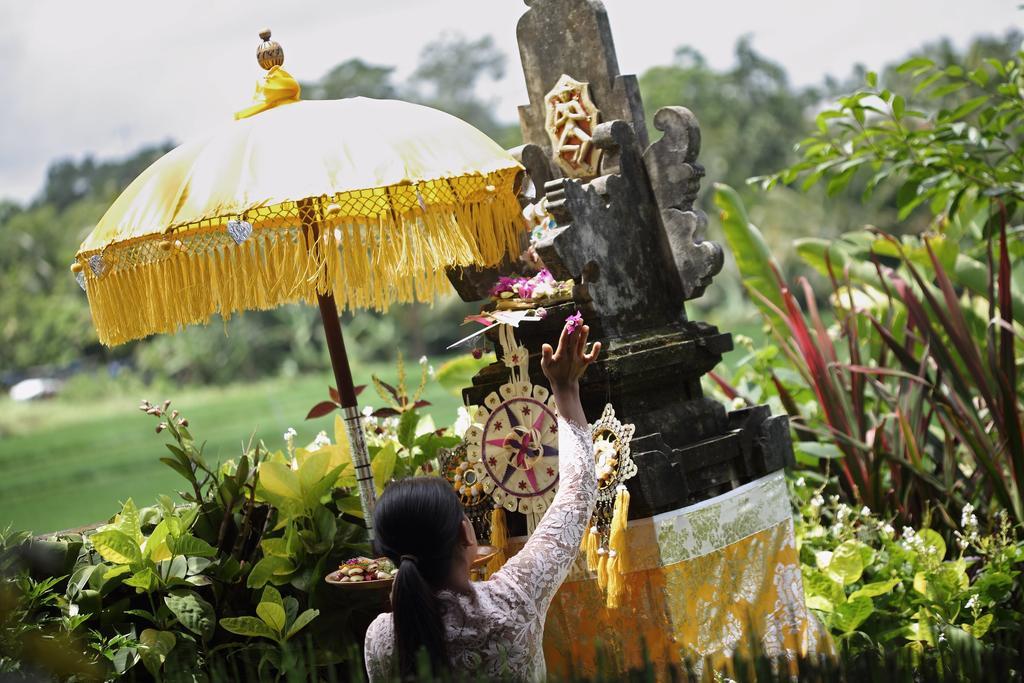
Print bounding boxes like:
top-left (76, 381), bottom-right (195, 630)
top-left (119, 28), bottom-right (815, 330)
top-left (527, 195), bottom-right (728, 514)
top-left (256, 29), bottom-right (284, 70)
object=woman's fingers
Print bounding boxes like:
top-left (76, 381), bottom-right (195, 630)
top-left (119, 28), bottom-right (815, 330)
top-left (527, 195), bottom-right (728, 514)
top-left (576, 325), bottom-right (590, 358)
top-left (584, 340), bottom-right (602, 363)
top-left (541, 342), bottom-right (554, 367)
top-left (554, 322), bottom-right (571, 360)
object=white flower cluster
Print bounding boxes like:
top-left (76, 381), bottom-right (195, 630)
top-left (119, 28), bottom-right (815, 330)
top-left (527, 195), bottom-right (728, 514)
top-left (308, 431), bottom-right (331, 451)
top-left (901, 526), bottom-right (926, 554)
top-left (453, 405), bottom-right (473, 439)
top-left (955, 502), bottom-right (981, 550)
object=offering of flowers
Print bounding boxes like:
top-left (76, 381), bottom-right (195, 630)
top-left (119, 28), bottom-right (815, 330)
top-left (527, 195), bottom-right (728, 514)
top-left (489, 269), bottom-right (574, 310)
top-left (331, 556), bottom-right (396, 583)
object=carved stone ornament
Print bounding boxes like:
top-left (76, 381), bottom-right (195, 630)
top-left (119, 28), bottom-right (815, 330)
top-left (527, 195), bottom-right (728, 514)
top-left (544, 74), bottom-right (602, 178)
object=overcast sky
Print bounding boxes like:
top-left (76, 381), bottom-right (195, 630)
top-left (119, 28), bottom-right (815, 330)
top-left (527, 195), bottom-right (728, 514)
top-left (0, 0), bottom-right (1018, 204)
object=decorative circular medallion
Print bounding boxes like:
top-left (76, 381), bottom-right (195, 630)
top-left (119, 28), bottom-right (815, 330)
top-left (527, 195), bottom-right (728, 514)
top-left (466, 384), bottom-right (560, 515)
top-left (590, 404), bottom-right (637, 503)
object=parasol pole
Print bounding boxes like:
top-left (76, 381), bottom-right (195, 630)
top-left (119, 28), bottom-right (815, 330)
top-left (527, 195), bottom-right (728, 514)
top-left (298, 196), bottom-right (377, 539)
top-left (317, 294), bottom-right (377, 538)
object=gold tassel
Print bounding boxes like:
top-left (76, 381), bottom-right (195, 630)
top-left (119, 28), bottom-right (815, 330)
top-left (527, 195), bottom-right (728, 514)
top-left (605, 486), bottom-right (630, 608)
top-left (596, 548), bottom-right (609, 590)
top-left (81, 170), bottom-right (525, 347)
top-left (584, 525), bottom-right (599, 572)
top-left (487, 506), bottom-right (507, 575)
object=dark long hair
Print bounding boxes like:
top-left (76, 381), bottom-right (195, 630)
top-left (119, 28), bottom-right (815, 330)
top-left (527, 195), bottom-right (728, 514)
top-left (373, 477), bottom-right (464, 678)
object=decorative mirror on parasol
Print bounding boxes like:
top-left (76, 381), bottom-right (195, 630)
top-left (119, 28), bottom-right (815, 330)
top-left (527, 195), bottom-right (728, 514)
top-left (71, 30), bottom-right (526, 536)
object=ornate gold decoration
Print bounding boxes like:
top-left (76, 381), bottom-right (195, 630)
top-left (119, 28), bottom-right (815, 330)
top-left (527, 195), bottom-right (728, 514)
top-left (544, 74), bottom-right (602, 178)
top-left (440, 442), bottom-right (492, 541)
top-left (590, 403), bottom-right (636, 500)
top-left (256, 29), bottom-right (284, 70)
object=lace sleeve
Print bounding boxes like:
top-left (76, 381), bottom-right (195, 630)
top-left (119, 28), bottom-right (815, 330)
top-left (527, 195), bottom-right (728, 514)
top-left (493, 416), bottom-right (596, 611)
top-left (364, 613), bottom-right (394, 683)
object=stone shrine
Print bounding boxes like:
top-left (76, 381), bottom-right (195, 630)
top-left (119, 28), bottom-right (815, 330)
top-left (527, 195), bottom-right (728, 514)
top-left (451, 0), bottom-right (795, 531)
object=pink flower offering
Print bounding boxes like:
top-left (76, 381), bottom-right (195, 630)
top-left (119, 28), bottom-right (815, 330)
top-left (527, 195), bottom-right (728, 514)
top-left (565, 311), bottom-right (584, 335)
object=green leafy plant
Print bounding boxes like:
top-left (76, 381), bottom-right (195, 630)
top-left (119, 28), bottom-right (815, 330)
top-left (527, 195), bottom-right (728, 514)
top-left (220, 585), bottom-right (318, 645)
top-left (793, 480), bottom-right (1022, 655)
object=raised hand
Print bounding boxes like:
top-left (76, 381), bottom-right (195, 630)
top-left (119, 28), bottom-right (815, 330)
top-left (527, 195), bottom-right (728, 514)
top-left (541, 321), bottom-right (601, 393)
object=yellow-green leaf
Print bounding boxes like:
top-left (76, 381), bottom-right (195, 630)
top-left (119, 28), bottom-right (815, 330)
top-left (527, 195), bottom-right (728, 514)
top-left (144, 520), bottom-right (172, 562)
top-left (828, 540), bottom-right (865, 586)
top-left (257, 601), bottom-right (287, 635)
top-left (285, 609), bottom-right (319, 641)
top-left (298, 449), bottom-right (331, 494)
top-left (850, 578), bottom-right (900, 600)
top-left (259, 462), bottom-right (302, 502)
top-left (968, 613), bottom-right (993, 638)
top-left (117, 498), bottom-right (144, 546)
top-left (372, 443), bottom-right (398, 495)
top-left (832, 596), bottom-right (874, 633)
top-left (90, 529), bottom-right (142, 565)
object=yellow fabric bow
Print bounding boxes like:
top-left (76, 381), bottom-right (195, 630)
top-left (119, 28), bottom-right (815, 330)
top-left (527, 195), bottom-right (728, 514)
top-left (235, 65), bottom-right (301, 120)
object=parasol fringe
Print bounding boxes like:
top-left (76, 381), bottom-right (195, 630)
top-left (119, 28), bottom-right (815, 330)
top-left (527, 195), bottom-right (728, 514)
top-left (81, 188), bottom-right (524, 346)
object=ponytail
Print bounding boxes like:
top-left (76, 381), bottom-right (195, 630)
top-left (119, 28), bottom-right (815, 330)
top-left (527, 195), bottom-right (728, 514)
top-left (373, 477), bottom-right (465, 679)
top-left (392, 555), bottom-right (447, 676)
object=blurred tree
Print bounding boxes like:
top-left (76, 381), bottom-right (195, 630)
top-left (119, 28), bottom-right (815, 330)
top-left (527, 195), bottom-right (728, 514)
top-left (300, 59), bottom-right (398, 100)
top-left (408, 34), bottom-right (521, 148)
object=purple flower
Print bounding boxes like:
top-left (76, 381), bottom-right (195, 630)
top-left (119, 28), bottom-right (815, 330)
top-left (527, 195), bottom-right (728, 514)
top-left (489, 276), bottom-right (520, 297)
top-left (565, 311), bottom-right (583, 335)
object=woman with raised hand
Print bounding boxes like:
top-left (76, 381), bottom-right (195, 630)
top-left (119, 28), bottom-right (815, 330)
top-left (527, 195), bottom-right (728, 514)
top-left (364, 320), bottom-right (600, 681)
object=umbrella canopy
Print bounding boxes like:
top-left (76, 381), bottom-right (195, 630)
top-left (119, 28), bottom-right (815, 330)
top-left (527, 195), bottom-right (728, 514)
top-left (71, 31), bottom-right (526, 535)
top-left (74, 66), bottom-right (523, 346)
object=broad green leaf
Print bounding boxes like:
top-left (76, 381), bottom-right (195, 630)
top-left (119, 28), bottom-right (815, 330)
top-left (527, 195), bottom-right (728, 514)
top-left (897, 57), bottom-right (935, 74)
top-left (372, 442), bottom-right (398, 495)
top-left (285, 609), bottom-right (320, 640)
top-left (828, 540), bottom-right (865, 585)
top-left (805, 595), bottom-right (834, 613)
top-left (247, 556), bottom-right (294, 589)
top-left (967, 613), bottom-right (993, 638)
top-left (713, 183), bottom-right (785, 318)
top-left (850, 578), bottom-right (900, 600)
top-left (167, 534), bottom-right (217, 558)
top-left (261, 585), bottom-right (283, 608)
top-left (832, 596), bottom-right (874, 633)
top-left (397, 410), bottom-right (420, 449)
top-left (139, 629), bottom-right (176, 677)
top-left (103, 565), bottom-right (132, 581)
top-left (164, 589), bottom-right (216, 641)
top-left (257, 602), bottom-right (287, 635)
top-left (260, 538), bottom-right (291, 558)
top-left (803, 571), bottom-right (845, 606)
top-left (220, 616), bottom-right (278, 641)
top-left (90, 529), bottom-right (142, 565)
top-left (259, 461), bottom-right (302, 502)
top-left (917, 528), bottom-right (947, 560)
top-left (117, 498), bottom-right (144, 546)
top-left (298, 449), bottom-right (331, 493)
top-left (124, 567), bottom-right (159, 592)
top-left (337, 494), bottom-right (365, 519)
top-left (144, 520), bottom-right (172, 562)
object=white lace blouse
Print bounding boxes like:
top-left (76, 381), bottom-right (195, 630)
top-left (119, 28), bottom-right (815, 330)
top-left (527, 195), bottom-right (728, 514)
top-left (364, 417), bottom-right (596, 681)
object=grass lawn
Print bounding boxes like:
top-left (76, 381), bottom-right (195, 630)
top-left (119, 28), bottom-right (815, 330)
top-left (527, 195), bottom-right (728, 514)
top-left (0, 365), bottom-right (463, 535)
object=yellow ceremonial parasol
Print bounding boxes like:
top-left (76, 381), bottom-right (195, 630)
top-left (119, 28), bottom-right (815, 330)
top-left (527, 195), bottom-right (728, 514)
top-left (72, 31), bottom-right (524, 535)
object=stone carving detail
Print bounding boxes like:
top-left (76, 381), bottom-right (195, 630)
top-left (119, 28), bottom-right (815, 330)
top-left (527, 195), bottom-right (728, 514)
top-left (643, 106), bottom-right (724, 300)
top-left (544, 74), bottom-right (602, 178)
